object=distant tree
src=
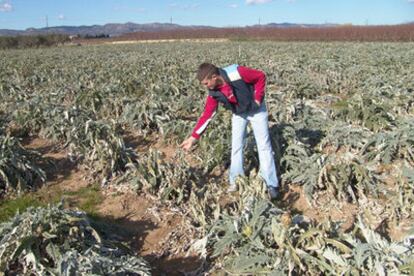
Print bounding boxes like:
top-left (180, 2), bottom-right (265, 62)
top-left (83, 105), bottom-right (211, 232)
top-left (0, 36), bottom-right (18, 49)
top-left (82, 33), bottom-right (109, 39)
top-left (0, 34), bottom-right (69, 49)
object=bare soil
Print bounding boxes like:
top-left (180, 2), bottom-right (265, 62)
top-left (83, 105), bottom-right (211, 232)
top-left (280, 185), bottom-right (358, 232)
top-left (23, 136), bottom-right (204, 275)
top-left (97, 189), bottom-right (203, 275)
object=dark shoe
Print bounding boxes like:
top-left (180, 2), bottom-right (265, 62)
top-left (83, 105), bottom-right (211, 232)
top-left (268, 187), bottom-right (280, 200)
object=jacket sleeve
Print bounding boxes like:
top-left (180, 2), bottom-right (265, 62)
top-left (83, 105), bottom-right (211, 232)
top-left (237, 65), bottom-right (266, 103)
top-left (191, 95), bottom-right (218, 139)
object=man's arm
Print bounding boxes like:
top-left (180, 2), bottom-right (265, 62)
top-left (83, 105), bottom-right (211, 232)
top-left (190, 95), bottom-right (218, 139)
top-left (180, 96), bottom-right (218, 151)
top-left (237, 65), bottom-right (266, 104)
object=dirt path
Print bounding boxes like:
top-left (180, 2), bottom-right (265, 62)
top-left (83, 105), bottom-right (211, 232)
top-left (23, 136), bottom-right (203, 275)
top-left (97, 189), bottom-right (203, 275)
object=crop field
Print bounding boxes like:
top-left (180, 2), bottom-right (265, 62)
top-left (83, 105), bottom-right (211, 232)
top-left (0, 41), bottom-right (413, 275)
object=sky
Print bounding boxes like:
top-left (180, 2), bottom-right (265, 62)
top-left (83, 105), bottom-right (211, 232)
top-left (0, 0), bottom-right (413, 30)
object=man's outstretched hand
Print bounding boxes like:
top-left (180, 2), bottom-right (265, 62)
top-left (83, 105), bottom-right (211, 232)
top-left (180, 136), bottom-right (197, 152)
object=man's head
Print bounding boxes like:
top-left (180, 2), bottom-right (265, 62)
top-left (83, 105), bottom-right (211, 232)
top-left (197, 63), bottom-right (221, 90)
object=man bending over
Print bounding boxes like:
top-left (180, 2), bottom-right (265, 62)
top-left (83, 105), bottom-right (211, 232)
top-left (180, 63), bottom-right (280, 200)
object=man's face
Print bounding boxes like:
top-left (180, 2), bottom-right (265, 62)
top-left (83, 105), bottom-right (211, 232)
top-left (201, 74), bottom-right (218, 90)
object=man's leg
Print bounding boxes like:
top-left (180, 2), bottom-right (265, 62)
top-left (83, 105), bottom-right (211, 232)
top-left (229, 113), bottom-right (248, 189)
top-left (249, 103), bottom-right (279, 189)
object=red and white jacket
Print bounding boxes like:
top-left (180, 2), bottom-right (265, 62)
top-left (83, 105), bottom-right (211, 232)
top-left (191, 65), bottom-right (266, 139)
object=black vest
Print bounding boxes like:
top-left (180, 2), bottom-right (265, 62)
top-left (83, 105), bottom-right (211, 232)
top-left (208, 64), bottom-right (259, 115)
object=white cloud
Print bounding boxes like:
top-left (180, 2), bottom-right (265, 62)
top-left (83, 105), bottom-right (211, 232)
top-left (229, 4), bottom-right (239, 8)
top-left (246, 0), bottom-right (272, 5)
top-left (0, 1), bottom-right (12, 12)
top-left (168, 3), bottom-right (199, 10)
top-left (58, 14), bottom-right (65, 20)
top-left (408, 0), bottom-right (414, 3)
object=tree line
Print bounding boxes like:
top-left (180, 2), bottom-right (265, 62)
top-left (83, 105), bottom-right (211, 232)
top-left (0, 34), bottom-right (70, 49)
top-left (113, 24), bottom-right (414, 42)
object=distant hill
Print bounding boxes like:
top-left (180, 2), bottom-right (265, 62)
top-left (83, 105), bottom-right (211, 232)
top-left (0, 29), bottom-right (22, 36)
top-left (0, 22), bottom-right (343, 37)
top-left (0, 22), bottom-right (215, 37)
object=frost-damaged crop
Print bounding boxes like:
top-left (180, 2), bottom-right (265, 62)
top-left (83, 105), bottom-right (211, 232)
top-left (0, 204), bottom-right (151, 275)
top-left (331, 94), bottom-right (395, 132)
top-left (13, 102), bottom-right (137, 184)
top-left (362, 118), bottom-right (414, 165)
top-left (115, 150), bottom-right (199, 205)
top-left (0, 134), bottom-right (45, 196)
top-left (0, 41), bottom-right (413, 273)
top-left (205, 195), bottom-right (414, 275)
top-left (67, 118), bottom-right (137, 183)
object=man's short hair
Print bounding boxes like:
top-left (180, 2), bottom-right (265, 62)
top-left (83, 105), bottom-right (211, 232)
top-left (197, 63), bottom-right (219, 81)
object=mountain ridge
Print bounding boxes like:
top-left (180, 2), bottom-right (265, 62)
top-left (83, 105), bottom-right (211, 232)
top-left (0, 22), bottom-right (349, 37)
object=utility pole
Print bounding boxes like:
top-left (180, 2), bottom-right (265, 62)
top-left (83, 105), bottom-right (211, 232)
top-left (45, 15), bottom-right (48, 28)
top-left (170, 16), bottom-right (173, 24)
top-left (258, 17), bottom-right (261, 25)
